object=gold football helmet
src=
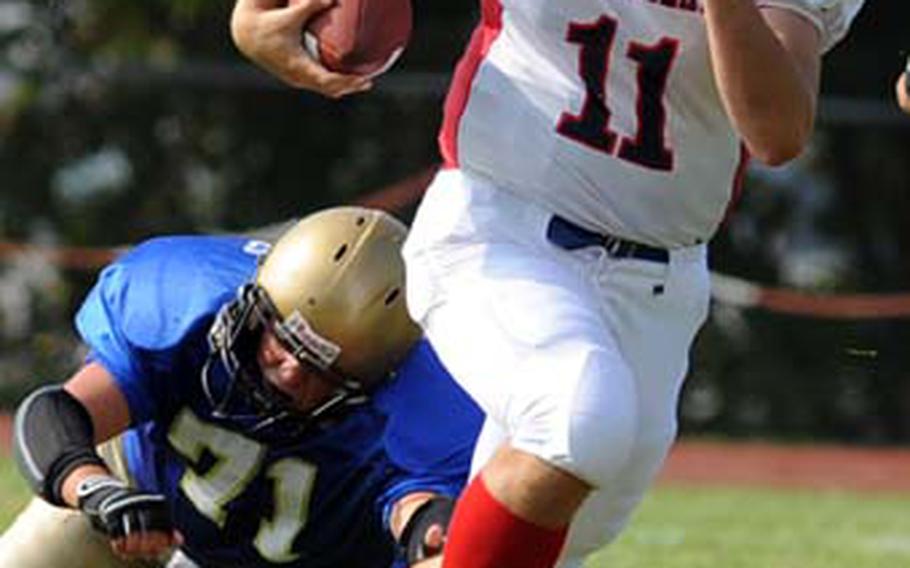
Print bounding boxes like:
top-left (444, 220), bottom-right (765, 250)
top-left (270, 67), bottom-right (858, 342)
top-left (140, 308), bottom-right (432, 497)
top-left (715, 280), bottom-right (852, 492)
top-left (205, 206), bottom-right (420, 430)
top-left (258, 206), bottom-right (420, 384)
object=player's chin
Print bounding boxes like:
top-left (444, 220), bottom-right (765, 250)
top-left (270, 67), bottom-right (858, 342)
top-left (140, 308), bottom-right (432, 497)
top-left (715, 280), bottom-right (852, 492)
top-left (292, 390), bottom-right (335, 415)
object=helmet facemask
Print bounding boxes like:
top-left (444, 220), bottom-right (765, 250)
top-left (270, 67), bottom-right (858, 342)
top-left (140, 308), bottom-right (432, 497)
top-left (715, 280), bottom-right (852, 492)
top-left (203, 284), bottom-right (370, 436)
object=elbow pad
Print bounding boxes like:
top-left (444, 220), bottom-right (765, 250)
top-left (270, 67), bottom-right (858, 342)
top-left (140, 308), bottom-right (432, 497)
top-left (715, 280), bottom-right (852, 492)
top-left (13, 385), bottom-right (105, 506)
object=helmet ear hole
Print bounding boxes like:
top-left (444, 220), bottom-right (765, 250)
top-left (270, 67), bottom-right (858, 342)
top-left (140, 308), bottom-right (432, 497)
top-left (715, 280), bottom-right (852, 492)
top-left (333, 244), bottom-right (349, 262)
top-left (384, 288), bottom-right (401, 306)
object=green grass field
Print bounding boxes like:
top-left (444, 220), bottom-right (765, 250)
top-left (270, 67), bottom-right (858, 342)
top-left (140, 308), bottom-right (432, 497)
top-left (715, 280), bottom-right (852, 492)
top-left (0, 455), bottom-right (29, 529)
top-left (586, 485), bottom-right (910, 568)
top-left (1, 455), bottom-right (908, 568)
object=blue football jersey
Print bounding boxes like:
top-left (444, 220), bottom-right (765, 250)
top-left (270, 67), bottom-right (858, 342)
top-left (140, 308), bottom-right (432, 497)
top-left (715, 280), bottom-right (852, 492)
top-left (75, 236), bottom-right (483, 568)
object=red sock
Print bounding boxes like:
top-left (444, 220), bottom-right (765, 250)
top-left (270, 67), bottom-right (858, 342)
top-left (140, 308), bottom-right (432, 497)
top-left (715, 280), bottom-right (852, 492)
top-left (442, 475), bottom-right (569, 568)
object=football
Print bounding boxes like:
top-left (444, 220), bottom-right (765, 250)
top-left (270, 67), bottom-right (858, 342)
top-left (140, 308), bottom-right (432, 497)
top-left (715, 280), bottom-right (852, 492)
top-left (303, 0), bottom-right (412, 77)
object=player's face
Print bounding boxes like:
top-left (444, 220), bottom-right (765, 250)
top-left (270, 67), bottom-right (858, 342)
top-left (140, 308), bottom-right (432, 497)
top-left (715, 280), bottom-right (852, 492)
top-left (256, 327), bottom-right (337, 413)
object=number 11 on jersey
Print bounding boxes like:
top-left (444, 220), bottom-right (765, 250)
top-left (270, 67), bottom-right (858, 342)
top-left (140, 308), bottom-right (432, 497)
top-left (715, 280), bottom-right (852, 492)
top-left (557, 15), bottom-right (679, 172)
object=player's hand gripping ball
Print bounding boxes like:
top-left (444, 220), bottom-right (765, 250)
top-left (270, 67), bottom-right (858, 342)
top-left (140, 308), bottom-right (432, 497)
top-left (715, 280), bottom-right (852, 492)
top-left (302, 0), bottom-right (412, 77)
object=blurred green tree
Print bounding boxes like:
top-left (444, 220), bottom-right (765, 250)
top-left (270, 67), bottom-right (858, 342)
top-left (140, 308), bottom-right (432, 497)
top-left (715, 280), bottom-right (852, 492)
top-left (0, 0), bottom-right (907, 441)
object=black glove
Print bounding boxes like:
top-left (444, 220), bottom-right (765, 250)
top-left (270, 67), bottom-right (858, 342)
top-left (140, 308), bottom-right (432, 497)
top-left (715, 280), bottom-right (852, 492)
top-left (75, 474), bottom-right (173, 539)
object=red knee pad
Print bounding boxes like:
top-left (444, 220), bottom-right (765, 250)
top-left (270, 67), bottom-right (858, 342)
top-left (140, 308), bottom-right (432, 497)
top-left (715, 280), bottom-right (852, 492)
top-left (442, 475), bottom-right (568, 568)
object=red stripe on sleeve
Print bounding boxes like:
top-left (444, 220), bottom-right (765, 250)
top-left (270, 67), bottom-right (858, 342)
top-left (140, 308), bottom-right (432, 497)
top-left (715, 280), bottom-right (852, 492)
top-left (438, 0), bottom-right (504, 169)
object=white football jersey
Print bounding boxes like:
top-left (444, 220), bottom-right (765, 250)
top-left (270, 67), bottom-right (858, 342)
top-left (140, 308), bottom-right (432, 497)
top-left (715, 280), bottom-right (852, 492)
top-left (440, 0), bottom-right (866, 247)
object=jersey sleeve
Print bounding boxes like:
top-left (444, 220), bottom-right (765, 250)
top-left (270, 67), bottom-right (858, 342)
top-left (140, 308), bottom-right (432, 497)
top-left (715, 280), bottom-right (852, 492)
top-left (371, 340), bottom-right (484, 532)
top-left (756, 0), bottom-right (866, 53)
top-left (74, 236), bottom-right (262, 424)
top-left (76, 260), bottom-right (159, 422)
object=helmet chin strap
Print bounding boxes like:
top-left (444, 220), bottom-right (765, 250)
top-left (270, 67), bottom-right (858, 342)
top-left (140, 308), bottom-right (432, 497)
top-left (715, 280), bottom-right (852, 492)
top-left (247, 385), bottom-right (370, 436)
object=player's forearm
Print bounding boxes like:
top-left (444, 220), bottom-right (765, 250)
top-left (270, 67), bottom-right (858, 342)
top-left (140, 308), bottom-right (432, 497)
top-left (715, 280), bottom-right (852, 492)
top-left (703, 0), bottom-right (819, 165)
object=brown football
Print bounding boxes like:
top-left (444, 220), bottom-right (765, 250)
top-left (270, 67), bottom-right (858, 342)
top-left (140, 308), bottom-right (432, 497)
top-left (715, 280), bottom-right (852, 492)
top-left (303, 0), bottom-right (412, 77)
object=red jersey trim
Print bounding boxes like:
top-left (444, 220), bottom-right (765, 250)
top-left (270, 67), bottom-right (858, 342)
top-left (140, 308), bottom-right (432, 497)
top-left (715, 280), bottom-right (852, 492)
top-left (439, 0), bottom-right (504, 169)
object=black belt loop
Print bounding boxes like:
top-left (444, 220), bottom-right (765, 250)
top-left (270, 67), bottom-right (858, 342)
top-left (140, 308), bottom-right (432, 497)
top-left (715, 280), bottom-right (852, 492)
top-left (546, 215), bottom-right (669, 264)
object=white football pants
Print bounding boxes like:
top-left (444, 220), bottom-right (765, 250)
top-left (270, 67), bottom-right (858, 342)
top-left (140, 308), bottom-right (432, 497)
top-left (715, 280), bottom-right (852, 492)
top-left (403, 169), bottom-right (710, 563)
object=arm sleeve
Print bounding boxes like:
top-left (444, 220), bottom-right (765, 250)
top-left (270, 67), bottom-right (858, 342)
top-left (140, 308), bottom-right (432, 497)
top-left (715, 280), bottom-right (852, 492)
top-left (73, 236), bottom-right (257, 425)
top-left (75, 262), bottom-right (159, 423)
top-left (755, 0), bottom-right (867, 53)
